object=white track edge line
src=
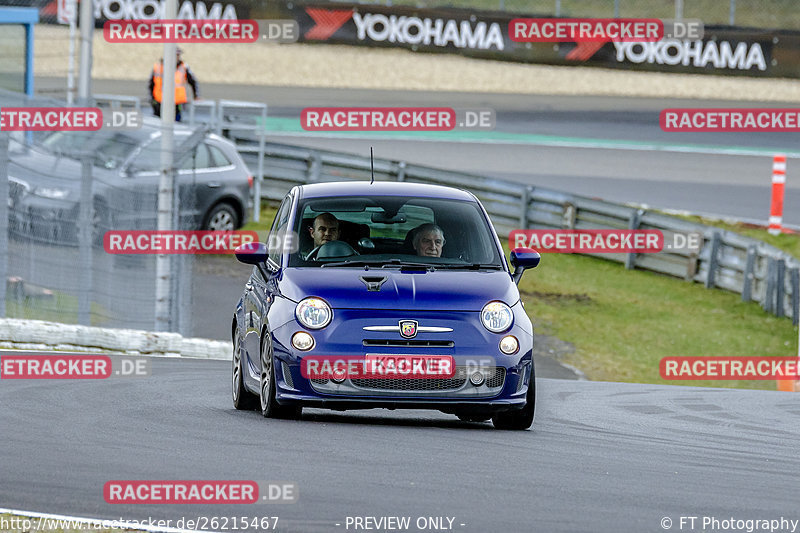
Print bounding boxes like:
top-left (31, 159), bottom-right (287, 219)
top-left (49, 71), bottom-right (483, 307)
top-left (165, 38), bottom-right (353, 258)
top-left (0, 507), bottom-right (220, 533)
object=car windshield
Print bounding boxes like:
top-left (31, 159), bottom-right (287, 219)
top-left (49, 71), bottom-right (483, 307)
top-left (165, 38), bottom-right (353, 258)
top-left (39, 130), bottom-right (147, 169)
top-left (287, 195), bottom-right (504, 268)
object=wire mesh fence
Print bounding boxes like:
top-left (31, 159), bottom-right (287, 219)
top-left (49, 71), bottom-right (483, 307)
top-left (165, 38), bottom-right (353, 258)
top-left (0, 1), bottom-right (78, 98)
top-left (0, 89), bottom-right (201, 334)
top-left (2, 0), bottom-right (800, 29)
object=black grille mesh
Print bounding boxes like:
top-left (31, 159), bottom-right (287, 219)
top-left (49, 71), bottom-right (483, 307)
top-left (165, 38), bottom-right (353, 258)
top-left (282, 361), bottom-right (294, 388)
top-left (309, 367), bottom-right (506, 391)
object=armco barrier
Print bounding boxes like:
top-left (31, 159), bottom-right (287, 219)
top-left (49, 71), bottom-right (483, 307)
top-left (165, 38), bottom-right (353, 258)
top-left (5, 92), bottom-right (796, 328)
top-left (237, 140), bottom-right (800, 324)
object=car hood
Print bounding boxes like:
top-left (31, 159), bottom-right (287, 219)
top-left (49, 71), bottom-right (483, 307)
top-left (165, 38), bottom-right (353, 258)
top-left (8, 149), bottom-right (87, 195)
top-left (279, 268), bottom-right (519, 311)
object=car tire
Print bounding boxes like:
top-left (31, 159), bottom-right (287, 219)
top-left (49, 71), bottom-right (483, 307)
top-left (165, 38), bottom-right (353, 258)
top-left (492, 370), bottom-right (535, 431)
top-left (259, 336), bottom-right (301, 420)
top-left (203, 202), bottom-right (239, 232)
top-left (232, 326), bottom-right (258, 410)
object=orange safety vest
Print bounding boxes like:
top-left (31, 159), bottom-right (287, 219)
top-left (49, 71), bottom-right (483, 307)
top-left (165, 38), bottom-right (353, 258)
top-left (152, 62), bottom-right (188, 104)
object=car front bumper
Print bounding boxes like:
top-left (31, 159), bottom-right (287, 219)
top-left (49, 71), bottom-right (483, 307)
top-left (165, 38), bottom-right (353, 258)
top-left (268, 320), bottom-right (534, 413)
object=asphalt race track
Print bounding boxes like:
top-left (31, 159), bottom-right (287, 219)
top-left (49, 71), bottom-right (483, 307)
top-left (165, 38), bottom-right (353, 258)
top-left (1, 357), bottom-right (798, 533)
top-left (8, 81), bottom-right (798, 532)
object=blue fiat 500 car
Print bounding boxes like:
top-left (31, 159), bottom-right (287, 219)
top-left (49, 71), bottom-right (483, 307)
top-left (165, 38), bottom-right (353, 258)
top-left (231, 181), bottom-right (540, 430)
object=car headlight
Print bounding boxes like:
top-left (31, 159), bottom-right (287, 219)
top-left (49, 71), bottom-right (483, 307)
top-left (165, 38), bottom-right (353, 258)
top-left (295, 297), bottom-right (332, 329)
top-left (481, 301), bottom-right (513, 333)
top-left (34, 187), bottom-right (69, 199)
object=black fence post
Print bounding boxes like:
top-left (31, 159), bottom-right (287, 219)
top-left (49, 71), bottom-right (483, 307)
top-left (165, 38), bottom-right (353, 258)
top-left (0, 133), bottom-right (8, 317)
top-left (791, 267), bottom-right (799, 327)
top-left (705, 232), bottom-right (721, 289)
top-left (742, 245), bottom-right (756, 302)
top-left (776, 259), bottom-right (786, 317)
top-left (625, 209), bottom-right (643, 270)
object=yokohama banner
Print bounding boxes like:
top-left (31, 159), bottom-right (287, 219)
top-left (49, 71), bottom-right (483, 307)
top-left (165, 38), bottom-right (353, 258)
top-left (289, 2), bottom-right (800, 78)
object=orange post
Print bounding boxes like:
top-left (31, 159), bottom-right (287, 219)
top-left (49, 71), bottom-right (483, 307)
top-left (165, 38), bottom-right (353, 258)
top-left (768, 154), bottom-right (786, 236)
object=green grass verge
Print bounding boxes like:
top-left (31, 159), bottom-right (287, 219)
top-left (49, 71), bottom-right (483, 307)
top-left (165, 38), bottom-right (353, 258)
top-left (241, 203), bottom-right (279, 236)
top-left (670, 214), bottom-right (800, 259)
top-left (511, 220), bottom-right (800, 390)
top-left (5, 291), bottom-right (108, 326)
top-left (516, 252), bottom-right (796, 390)
top-left (251, 201), bottom-right (798, 390)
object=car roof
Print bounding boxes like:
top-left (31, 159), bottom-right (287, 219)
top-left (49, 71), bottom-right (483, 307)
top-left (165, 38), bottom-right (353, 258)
top-left (297, 181), bottom-right (477, 201)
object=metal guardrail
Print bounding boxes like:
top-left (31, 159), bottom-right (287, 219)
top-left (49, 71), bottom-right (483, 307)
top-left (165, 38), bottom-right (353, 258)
top-left (65, 93), bottom-right (800, 324)
top-left (93, 94), bottom-right (141, 112)
top-left (236, 141), bottom-right (800, 325)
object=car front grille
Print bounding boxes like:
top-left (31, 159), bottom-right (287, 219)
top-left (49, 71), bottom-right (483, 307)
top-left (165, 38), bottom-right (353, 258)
top-left (311, 366), bottom-right (505, 392)
top-left (362, 339), bottom-right (454, 348)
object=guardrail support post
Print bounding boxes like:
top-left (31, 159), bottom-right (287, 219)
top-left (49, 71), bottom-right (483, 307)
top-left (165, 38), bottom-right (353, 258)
top-left (763, 258), bottom-right (776, 313)
top-left (776, 259), bottom-right (786, 317)
top-left (625, 208), bottom-right (643, 270)
top-left (520, 186), bottom-right (531, 230)
top-left (791, 267), bottom-right (800, 326)
top-left (396, 161), bottom-right (407, 182)
top-left (561, 202), bottom-right (576, 229)
top-left (704, 232), bottom-right (721, 289)
top-left (308, 153), bottom-right (321, 183)
top-left (0, 133), bottom-right (8, 317)
top-left (254, 106), bottom-right (266, 223)
top-left (742, 245), bottom-right (756, 302)
top-left (78, 155), bottom-right (93, 326)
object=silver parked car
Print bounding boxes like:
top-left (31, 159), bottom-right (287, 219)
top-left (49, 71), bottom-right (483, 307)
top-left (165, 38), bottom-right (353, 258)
top-left (7, 116), bottom-right (252, 244)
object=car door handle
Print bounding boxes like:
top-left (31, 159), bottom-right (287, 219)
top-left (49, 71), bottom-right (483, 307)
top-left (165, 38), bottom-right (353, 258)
top-left (207, 182), bottom-right (221, 188)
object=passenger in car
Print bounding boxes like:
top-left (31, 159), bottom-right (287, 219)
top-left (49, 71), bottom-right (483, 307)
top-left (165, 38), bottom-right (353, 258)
top-left (413, 223), bottom-right (446, 258)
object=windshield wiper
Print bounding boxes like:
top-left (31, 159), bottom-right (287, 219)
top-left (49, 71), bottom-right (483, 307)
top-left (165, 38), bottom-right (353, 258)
top-left (320, 259), bottom-right (436, 270)
top-left (435, 263), bottom-right (504, 270)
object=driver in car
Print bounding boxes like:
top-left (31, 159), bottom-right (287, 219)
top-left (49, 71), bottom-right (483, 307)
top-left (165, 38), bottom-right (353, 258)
top-left (413, 223), bottom-right (445, 258)
top-left (306, 212), bottom-right (340, 258)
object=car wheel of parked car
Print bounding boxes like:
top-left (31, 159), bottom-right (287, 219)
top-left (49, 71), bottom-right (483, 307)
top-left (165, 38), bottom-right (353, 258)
top-left (492, 373), bottom-right (535, 430)
top-left (259, 337), bottom-right (301, 419)
top-left (203, 202), bottom-right (239, 232)
top-left (232, 327), bottom-right (258, 410)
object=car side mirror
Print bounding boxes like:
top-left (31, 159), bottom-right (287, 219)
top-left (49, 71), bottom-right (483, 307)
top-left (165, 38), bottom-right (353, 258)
top-left (510, 247), bottom-right (540, 285)
top-left (235, 241), bottom-right (268, 264)
top-left (236, 242), bottom-right (273, 279)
